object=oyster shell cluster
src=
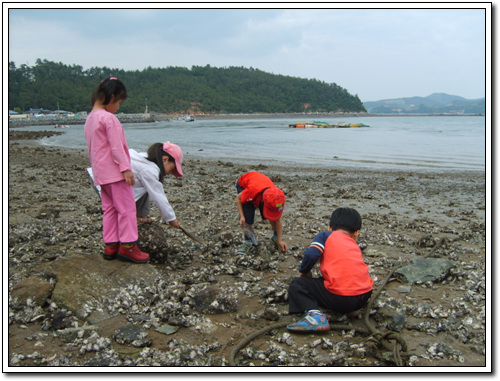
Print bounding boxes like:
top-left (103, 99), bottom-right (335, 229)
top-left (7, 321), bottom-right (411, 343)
top-left (8, 135), bottom-right (487, 368)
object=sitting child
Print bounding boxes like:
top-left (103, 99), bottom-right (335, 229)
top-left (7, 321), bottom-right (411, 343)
top-left (287, 207), bottom-right (373, 332)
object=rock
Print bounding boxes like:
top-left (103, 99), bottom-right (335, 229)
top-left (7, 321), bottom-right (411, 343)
top-left (388, 312), bottom-right (407, 332)
top-left (87, 310), bottom-right (117, 324)
top-left (192, 286), bottom-right (238, 314)
top-left (397, 285), bottom-right (412, 293)
top-left (314, 353), bottom-right (346, 366)
top-left (84, 357), bottom-right (113, 367)
top-left (193, 286), bottom-right (218, 312)
top-left (194, 321), bottom-right (218, 334)
top-left (376, 305), bottom-right (407, 332)
top-left (417, 235), bottom-right (436, 248)
top-left (137, 223), bottom-right (169, 264)
top-left (168, 316), bottom-right (187, 327)
top-left (114, 325), bottom-right (152, 347)
top-left (155, 324), bottom-right (179, 335)
top-left (57, 325), bottom-right (98, 342)
top-left (46, 310), bottom-right (74, 330)
top-left (261, 307), bottom-right (280, 321)
top-left (37, 253), bottom-right (159, 318)
top-left (11, 276), bottom-right (54, 307)
top-left (36, 207), bottom-right (60, 219)
top-left (427, 342), bottom-right (463, 361)
top-left (394, 258), bottom-right (455, 284)
top-left (128, 314), bottom-right (150, 323)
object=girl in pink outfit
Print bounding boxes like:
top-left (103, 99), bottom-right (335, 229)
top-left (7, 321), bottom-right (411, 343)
top-left (84, 77), bottom-right (149, 263)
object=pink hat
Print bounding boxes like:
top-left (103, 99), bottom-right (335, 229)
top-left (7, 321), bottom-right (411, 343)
top-left (162, 142), bottom-right (183, 177)
top-left (262, 187), bottom-right (285, 221)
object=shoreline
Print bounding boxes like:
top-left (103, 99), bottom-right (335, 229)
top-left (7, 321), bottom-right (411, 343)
top-left (8, 112), bottom-right (484, 128)
top-left (9, 130), bottom-right (485, 175)
top-left (7, 132), bottom-right (487, 367)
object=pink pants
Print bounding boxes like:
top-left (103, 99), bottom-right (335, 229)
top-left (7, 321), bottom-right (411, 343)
top-left (100, 180), bottom-right (138, 244)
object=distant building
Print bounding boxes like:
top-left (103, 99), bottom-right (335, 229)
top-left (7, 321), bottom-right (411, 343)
top-left (9, 112), bottom-right (29, 119)
top-left (24, 108), bottom-right (53, 116)
top-left (53, 110), bottom-right (77, 117)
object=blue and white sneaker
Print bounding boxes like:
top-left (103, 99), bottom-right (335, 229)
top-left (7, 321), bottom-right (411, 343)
top-left (287, 310), bottom-right (330, 332)
top-left (237, 240), bottom-right (254, 254)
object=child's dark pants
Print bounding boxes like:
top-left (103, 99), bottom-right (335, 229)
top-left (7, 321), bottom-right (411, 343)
top-left (288, 277), bottom-right (372, 314)
top-left (235, 182), bottom-right (265, 225)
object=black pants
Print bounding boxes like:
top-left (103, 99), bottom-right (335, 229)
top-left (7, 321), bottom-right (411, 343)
top-left (235, 182), bottom-right (265, 225)
top-left (288, 277), bottom-right (372, 314)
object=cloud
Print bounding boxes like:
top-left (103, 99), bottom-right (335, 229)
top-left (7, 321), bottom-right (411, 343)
top-left (7, 7), bottom-right (487, 100)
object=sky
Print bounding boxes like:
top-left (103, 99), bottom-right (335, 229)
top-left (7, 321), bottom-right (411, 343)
top-left (5, 4), bottom-right (489, 102)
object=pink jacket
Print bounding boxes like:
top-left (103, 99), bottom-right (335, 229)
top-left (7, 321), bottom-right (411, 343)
top-left (84, 109), bottom-right (131, 186)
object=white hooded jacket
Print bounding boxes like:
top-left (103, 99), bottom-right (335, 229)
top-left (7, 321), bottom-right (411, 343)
top-left (129, 149), bottom-right (176, 223)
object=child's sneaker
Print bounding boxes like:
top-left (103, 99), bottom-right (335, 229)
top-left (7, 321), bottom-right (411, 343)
top-left (270, 234), bottom-right (280, 250)
top-left (237, 240), bottom-right (254, 254)
top-left (117, 244), bottom-right (150, 263)
top-left (287, 310), bottom-right (330, 332)
top-left (103, 243), bottom-right (119, 260)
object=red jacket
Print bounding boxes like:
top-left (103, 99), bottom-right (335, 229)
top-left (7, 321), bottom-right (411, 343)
top-left (238, 172), bottom-right (275, 207)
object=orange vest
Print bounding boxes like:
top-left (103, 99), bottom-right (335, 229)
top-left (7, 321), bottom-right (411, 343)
top-left (320, 231), bottom-right (373, 296)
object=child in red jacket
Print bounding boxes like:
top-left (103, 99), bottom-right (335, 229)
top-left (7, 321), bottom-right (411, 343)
top-left (287, 207), bottom-right (373, 332)
top-left (235, 171), bottom-right (287, 253)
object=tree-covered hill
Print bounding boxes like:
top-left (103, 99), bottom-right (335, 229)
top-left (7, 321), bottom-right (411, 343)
top-left (9, 59), bottom-right (366, 114)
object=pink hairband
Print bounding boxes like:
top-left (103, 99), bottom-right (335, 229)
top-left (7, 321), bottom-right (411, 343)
top-left (109, 77), bottom-right (117, 80)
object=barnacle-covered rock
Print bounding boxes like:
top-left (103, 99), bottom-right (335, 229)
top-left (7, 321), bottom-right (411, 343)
top-left (114, 325), bottom-right (152, 347)
top-left (137, 223), bottom-right (170, 264)
top-left (11, 276), bottom-right (54, 307)
top-left (191, 285), bottom-right (238, 314)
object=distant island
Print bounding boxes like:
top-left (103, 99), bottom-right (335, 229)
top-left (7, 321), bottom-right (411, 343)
top-left (363, 93), bottom-right (485, 115)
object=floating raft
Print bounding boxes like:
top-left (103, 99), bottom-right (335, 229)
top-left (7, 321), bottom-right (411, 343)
top-left (289, 121), bottom-right (369, 128)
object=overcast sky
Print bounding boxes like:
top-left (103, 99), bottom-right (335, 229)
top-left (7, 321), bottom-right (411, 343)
top-left (6, 5), bottom-right (488, 102)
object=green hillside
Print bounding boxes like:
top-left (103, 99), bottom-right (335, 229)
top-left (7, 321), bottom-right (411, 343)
top-left (9, 59), bottom-right (366, 114)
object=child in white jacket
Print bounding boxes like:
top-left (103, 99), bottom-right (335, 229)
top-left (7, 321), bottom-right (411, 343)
top-left (130, 142), bottom-right (183, 229)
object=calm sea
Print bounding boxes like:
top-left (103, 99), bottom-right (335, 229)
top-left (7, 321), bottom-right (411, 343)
top-left (13, 115), bottom-right (486, 172)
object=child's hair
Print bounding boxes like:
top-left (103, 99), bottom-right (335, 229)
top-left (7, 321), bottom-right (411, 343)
top-left (329, 207), bottom-right (362, 233)
top-left (146, 143), bottom-right (175, 181)
top-left (91, 77), bottom-right (127, 106)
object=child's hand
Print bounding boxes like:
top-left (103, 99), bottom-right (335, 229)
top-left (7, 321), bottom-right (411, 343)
top-left (278, 240), bottom-right (288, 252)
top-left (239, 217), bottom-right (246, 226)
top-left (299, 271), bottom-right (312, 278)
top-left (123, 170), bottom-right (135, 186)
top-left (169, 219), bottom-right (180, 229)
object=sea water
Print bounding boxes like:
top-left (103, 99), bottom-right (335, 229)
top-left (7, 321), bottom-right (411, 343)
top-left (14, 115), bottom-right (486, 171)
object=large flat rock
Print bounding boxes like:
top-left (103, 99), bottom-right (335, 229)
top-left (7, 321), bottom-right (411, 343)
top-left (394, 257), bottom-right (455, 285)
top-left (37, 253), bottom-right (159, 318)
